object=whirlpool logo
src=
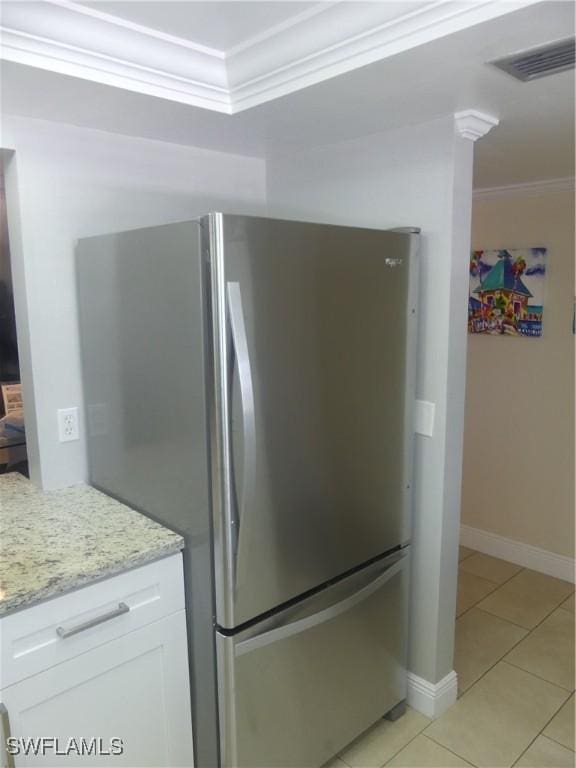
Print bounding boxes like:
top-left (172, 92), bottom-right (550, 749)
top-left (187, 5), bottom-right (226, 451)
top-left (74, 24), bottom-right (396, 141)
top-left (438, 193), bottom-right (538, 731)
top-left (385, 258), bottom-right (403, 267)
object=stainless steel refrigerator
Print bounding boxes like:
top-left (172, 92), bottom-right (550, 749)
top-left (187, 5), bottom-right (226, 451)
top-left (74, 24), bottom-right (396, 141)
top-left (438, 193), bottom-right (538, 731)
top-left (77, 214), bottom-right (420, 768)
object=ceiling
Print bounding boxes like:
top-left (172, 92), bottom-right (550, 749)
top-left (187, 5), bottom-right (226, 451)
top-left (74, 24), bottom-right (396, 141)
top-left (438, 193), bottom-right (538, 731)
top-left (76, 1), bottom-right (319, 52)
top-left (0, 1), bottom-right (574, 188)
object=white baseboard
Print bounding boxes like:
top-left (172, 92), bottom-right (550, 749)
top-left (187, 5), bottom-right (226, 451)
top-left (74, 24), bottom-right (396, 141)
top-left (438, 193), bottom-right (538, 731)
top-left (407, 670), bottom-right (458, 719)
top-left (460, 525), bottom-right (575, 584)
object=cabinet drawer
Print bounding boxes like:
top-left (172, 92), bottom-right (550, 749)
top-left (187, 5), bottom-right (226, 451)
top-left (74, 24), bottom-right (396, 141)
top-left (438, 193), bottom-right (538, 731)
top-left (0, 610), bottom-right (194, 767)
top-left (0, 554), bottom-right (184, 688)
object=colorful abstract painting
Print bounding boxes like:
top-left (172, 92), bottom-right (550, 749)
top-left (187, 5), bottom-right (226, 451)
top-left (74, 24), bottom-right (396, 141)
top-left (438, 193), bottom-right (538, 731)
top-left (468, 248), bottom-right (547, 337)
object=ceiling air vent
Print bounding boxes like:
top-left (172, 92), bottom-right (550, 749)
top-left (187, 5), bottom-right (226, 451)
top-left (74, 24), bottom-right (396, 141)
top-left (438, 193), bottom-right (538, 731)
top-left (491, 38), bottom-right (575, 81)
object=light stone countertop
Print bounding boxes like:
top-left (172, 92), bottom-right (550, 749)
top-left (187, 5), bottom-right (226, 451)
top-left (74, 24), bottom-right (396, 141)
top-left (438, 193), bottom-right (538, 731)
top-left (0, 472), bottom-right (184, 617)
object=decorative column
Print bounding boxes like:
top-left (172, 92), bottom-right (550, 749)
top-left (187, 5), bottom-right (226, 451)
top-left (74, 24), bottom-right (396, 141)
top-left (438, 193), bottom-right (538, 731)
top-left (408, 108), bottom-right (498, 717)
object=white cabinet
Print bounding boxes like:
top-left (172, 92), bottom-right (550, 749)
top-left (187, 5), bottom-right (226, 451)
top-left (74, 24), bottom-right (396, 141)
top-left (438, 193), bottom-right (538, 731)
top-left (0, 555), bottom-right (194, 768)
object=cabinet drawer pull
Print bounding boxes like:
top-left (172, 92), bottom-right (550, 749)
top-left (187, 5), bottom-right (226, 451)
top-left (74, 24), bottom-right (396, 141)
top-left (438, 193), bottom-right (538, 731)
top-left (56, 602), bottom-right (130, 639)
top-left (0, 703), bottom-right (15, 768)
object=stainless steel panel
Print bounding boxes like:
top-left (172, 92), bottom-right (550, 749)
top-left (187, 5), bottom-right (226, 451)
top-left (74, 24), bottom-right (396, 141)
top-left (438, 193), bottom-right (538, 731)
top-left (76, 222), bottom-right (219, 768)
top-left (206, 213), bottom-right (419, 628)
top-left (217, 551), bottom-right (409, 768)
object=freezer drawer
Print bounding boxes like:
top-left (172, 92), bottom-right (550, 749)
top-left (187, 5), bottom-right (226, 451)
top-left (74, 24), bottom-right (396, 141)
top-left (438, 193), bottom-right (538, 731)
top-left (216, 551), bottom-right (409, 768)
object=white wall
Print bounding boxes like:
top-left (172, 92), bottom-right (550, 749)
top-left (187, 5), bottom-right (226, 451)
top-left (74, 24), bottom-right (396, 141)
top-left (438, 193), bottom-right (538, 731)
top-left (3, 109), bottom-right (480, 694)
top-left (2, 116), bottom-right (266, 489)
top-left (266, 116), bottom-right (476, 688)
top-left (462, 186), bottom-right (575, 560)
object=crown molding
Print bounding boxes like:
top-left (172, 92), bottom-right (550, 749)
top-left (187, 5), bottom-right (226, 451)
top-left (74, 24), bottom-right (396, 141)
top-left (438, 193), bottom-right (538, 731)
top-left (474, 177), bottom-right (576, 199)
top-left (227, 1), bottom-right (539, 112)
top-left (0, 0), bottom-right (231, 113)
top-left (49, 0), bottom-right (225, 58)
top-left (226, 3), bottom-right (335, 59)
top-left (0, 0), bottom-right (541, 115)
top-left (454, 110), bottom-right (499, 141)
top-left (1, 28), bottom-right (232, 112)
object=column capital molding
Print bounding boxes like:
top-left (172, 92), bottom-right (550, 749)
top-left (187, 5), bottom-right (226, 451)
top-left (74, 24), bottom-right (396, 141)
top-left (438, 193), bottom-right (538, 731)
top-left (454, 110), bottom-right (499, 141)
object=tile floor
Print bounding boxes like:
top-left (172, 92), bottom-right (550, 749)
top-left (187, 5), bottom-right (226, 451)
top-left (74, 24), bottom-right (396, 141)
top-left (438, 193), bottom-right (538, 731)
top-left (326, 548), bottom-right (575, 768)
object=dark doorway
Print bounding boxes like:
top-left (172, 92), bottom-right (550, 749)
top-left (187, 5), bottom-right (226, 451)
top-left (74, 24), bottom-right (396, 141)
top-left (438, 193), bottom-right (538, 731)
top-left (0, 159), bottom-right (28, 475)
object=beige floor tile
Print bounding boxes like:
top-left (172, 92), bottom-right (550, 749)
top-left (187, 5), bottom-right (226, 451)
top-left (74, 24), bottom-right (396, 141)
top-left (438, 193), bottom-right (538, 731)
top-left (559, 593), bottom-right (575, 614)
top-left (459, 553), bottom-right (523, 584)
top-left (423, 661), bottom-right (569, 768)
top-left (386, 735), bottom-right (473, 767)
top-left (455, 608), bottom-right (528, 693)
top-left (458, 546), bottom-right (475, 562)
top-left (544, 694), bottom-right (575, 751)
top-left (340, 708), bottom-right (430, 768)
top-left (514, 735), bottom-right (575, 767)
top-left (477, 568), bottom-right (574, 629)
top-left (505, 608), bottom-right (575, 691)
top-left (456, 570), bottom-right (499, 616)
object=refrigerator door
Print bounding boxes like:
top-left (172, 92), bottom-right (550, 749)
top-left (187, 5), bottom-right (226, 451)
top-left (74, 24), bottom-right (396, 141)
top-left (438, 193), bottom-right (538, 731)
top-left (216, 550), bottom-right (409, 768)
top-left (205, 214), bottom-right (419, 628)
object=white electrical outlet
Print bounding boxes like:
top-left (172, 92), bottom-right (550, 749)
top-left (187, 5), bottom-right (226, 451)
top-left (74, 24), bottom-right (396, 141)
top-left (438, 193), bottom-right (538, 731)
top-left (58, 407), bottom-right (80, 442)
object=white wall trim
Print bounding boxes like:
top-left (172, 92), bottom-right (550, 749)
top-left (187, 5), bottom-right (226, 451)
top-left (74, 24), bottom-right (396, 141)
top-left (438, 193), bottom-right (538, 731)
top-left (50, 0), bottom-right (225, 58)
top-left (0, 1), bottom-right (231, 114)
top-left (227, 2), bottom-right (538, 112)
top-left (0, 0), bottom-right (540, 115)
top-left (225, 3), bottom-right (334, 58)
top-left (460, 525), bottom-right (576, 584)
top-left (473, 177), bottom-right (576, 199)
top-left (0, 28), bottom-right (232, 113)
top-left (407, 671), bottom-right (458, 719)
top-left (454, 110), bottom-right (499, 142)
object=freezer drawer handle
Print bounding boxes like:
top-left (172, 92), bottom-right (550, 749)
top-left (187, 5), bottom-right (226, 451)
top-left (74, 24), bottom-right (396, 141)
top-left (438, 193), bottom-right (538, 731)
top-left (235, 555), bottom-right (405, 657)
top-left (227, 282), bottom-right (257, 583)
top-left (56, 602), bottom-right (130, 639)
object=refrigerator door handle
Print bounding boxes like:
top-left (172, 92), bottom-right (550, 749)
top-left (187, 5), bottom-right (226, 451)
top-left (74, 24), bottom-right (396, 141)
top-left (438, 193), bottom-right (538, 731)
top-left (235, 554), bottom-right (405, 657)
top-left (227, 282), bottom-right (257, 583)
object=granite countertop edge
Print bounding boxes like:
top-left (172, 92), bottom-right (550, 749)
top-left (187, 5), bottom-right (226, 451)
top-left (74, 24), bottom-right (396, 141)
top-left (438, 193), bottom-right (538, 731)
top-left (0, 540), bottom-right (184, 619)
top-left (0, 473), bottom-right (185, 619)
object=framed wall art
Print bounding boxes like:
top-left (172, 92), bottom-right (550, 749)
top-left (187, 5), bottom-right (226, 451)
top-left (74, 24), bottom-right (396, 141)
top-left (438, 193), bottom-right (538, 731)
top-left (468, 247), bottom-right (547, 337)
